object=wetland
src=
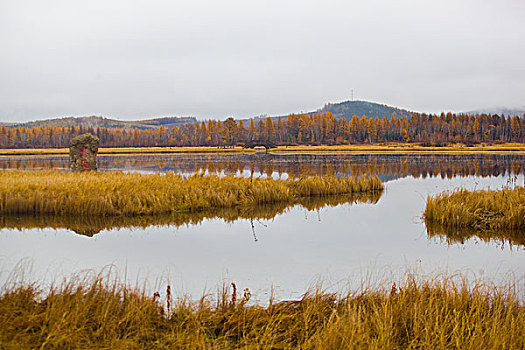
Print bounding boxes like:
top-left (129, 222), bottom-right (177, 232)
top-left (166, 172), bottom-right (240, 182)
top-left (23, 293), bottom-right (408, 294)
top-left (1, 151), bottom-right (525, 347)
top-left (1, 152), bottom-right (524, 299)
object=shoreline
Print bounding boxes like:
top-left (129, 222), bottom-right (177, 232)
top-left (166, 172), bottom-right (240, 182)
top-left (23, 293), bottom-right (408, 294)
top-left (0, 142), bottom-right (524, 156)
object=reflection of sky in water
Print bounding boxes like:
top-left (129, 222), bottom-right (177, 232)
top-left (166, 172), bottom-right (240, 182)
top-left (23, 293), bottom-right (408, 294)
top-left (1, 174), bottom-right (524, 301)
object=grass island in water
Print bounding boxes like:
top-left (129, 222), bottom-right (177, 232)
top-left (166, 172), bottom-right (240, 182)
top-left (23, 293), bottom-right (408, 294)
top-left (424, 186), bottom-right (525, 233)
top-left (0, 170), bottom-right (383, 217)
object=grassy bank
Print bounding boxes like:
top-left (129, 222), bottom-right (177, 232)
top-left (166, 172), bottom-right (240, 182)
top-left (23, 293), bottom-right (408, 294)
top-left (424, 186), bottom-right (525, 232)
top-left (1, 274), bottom-right (523, 349)
top-left (273, 142), bottom-right (525, 153)
top-left (0, 147), bottom-right (248, 156)
top-left (0, 171), bottom-right (383, 217)
top-left (1, 142), bottom-right (524, 156)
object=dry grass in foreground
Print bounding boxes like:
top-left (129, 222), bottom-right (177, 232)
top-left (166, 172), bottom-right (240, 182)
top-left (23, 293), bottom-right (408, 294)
top-left (424, 186), bottom-right (525, 232)
top-left (0, 274), bottom-right (523, 349)
top-left (0, 171), bottom-right (383, 216)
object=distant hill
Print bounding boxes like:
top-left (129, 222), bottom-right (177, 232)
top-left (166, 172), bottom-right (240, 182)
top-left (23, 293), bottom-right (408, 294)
top-left (130, 117), bottom-right (198, 128)
top-left (6, 101), bottom-right (523, 129)
top-left (314, 100), bottom-right (413, 120)
top-left (465, 107), bottom-right (525, 117)
top-left (5, 116), bottom-right (197, 129)
top-left (242, 100), bottom-right (415, 124)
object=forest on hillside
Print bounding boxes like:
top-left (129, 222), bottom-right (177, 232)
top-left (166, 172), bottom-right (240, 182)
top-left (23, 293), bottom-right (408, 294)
top-left (0, 112), bottom-right (523, 148)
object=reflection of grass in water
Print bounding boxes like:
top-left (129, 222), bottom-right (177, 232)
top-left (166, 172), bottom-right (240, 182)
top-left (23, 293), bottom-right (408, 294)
top-left (1, 271), bottom-right (524, 348)
top-left (0, 192), bottom-right (382, 236)
top-left (424, 186), bottom-right (525, 232)
top-left (426, 222), bottom-right (525, 247)
top-left (0, 171), bottom-right (383, 217)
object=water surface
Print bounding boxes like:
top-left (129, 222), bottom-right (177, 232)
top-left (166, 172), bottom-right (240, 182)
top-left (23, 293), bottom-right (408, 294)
top-left (1, 153), bottom-right (524, 300)
top-left (1, 152), bottom-right (523, 180)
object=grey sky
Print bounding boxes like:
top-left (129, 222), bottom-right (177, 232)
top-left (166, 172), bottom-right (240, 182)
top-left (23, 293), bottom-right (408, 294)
top-left (1, 0), bottom-right (524, 122)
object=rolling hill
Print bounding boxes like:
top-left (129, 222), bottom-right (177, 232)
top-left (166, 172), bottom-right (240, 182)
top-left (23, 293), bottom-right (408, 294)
top-left (3, 116), bottom-right (197, 129)
top-left (4, 100), bottom-right (522, 129)
top-left (314, 100), bottom-right (413, 120)
top-left (246, 100), bottom-right (415, 124)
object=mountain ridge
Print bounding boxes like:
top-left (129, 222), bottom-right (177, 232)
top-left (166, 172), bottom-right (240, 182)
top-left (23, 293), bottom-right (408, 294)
top-left (1, 116), bottom-right (198, 129)
top-left (3, 100), bottom-right (524, 129)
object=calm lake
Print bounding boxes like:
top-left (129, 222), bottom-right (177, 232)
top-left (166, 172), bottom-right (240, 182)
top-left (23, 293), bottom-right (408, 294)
top-left (1, 153), bottom-right (524, 301)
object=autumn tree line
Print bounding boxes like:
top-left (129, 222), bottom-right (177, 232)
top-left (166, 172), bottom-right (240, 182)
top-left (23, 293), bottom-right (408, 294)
top-left (0, 112), bottom-right (523, 148)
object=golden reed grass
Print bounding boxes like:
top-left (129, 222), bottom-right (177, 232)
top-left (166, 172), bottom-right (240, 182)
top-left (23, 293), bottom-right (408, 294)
top-left (0, 170), bottom-right (383, 217)
top-left (424, 186), bottom-right (525, 232)
top-left (0, 147), bottom-right (246, 156)
top-left (1, 142), bottom-right (524, 156)
top-left (273, 142), bottom-right (525, 153)
top-left (1, 273), bottom-right (523, 349)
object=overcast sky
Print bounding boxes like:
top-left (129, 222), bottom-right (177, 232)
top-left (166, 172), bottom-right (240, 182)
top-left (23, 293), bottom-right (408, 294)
top-left (1, 0), bottom-right (524, 122)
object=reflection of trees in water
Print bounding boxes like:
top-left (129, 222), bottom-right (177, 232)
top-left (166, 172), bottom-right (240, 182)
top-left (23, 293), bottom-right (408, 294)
top-left (0, 154), bottom-right (523, 179)
top-left (0, 192), bottom-right (382, 237)
top-left (426, 222), bottom-right (525, 248)
top-left (0, 156), bottom-right (70, 170)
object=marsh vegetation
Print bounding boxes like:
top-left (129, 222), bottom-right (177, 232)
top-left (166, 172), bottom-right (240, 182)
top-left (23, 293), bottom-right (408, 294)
top-left (424, 186), bottom-right (525, 232)
top-left (1, 273), bottom-right (523, 349)
top-left (1, 153), bottom-right (524, 348)
top-left (0, 170), bottom-right (383, 217)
